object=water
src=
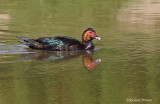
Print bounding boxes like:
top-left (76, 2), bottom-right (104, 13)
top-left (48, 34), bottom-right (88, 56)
top-left (0, 0), bottom-right (160, 104)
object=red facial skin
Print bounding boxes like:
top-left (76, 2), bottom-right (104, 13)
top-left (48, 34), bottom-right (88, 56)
top-left (87, 31), bottom-right (99, 38)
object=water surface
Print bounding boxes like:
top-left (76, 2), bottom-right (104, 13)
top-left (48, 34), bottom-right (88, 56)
top-left (0, 0), bottom-right (160, 104)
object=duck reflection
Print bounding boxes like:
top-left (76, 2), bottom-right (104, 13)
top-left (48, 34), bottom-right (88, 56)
top-left (82, 50), bottom-right (101, 71)
top-left (20, 49), bottom-right (101, 70)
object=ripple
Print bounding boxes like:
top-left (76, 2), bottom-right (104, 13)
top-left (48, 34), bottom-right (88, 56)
top-left (0, 44), bottom-right (36, 54)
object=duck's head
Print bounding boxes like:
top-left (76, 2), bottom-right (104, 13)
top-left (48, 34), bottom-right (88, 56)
top-left (82, 28), bottom-right (102, 43)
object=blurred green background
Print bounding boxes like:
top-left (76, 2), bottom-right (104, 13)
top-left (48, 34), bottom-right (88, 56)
top-left (0, 0), bottom-right (160, 104)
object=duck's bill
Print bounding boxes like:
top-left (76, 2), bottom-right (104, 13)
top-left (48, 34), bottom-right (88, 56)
top-left (95, 37), bottom-right (102, 40)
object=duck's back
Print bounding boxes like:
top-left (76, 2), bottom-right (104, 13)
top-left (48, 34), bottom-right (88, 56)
top-left (30, 36), bottom-right (84, 51)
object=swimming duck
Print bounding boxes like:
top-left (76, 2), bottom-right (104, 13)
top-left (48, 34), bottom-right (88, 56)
top-left (17, 28), bottom-right (102, 51)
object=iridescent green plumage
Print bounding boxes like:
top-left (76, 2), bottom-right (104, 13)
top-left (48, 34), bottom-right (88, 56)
top-left (42, 37), bottom-right (64, 47)
top-left (35, 36), bottom-right (81, 49)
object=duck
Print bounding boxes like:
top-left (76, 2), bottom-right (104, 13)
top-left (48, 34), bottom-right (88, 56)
top-left (17, 28), bottom-right (102, 51)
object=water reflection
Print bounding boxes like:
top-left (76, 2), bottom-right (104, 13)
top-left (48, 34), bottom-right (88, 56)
top-left (117, 0), bottom-right (160, 32)
top-left (20, 49), bottom-right (102, 70)
top-left (0, 14), bottom-right (10, 35)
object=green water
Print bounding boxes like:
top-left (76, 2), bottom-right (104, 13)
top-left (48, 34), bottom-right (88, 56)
top-left (0, 0), bottom-right (160, 104)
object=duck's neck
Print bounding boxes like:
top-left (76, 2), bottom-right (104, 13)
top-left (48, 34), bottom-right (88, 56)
top-left (81, 33), bottom-right (94, 50)
top-left (82, 41), bottom-right (95, 50)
